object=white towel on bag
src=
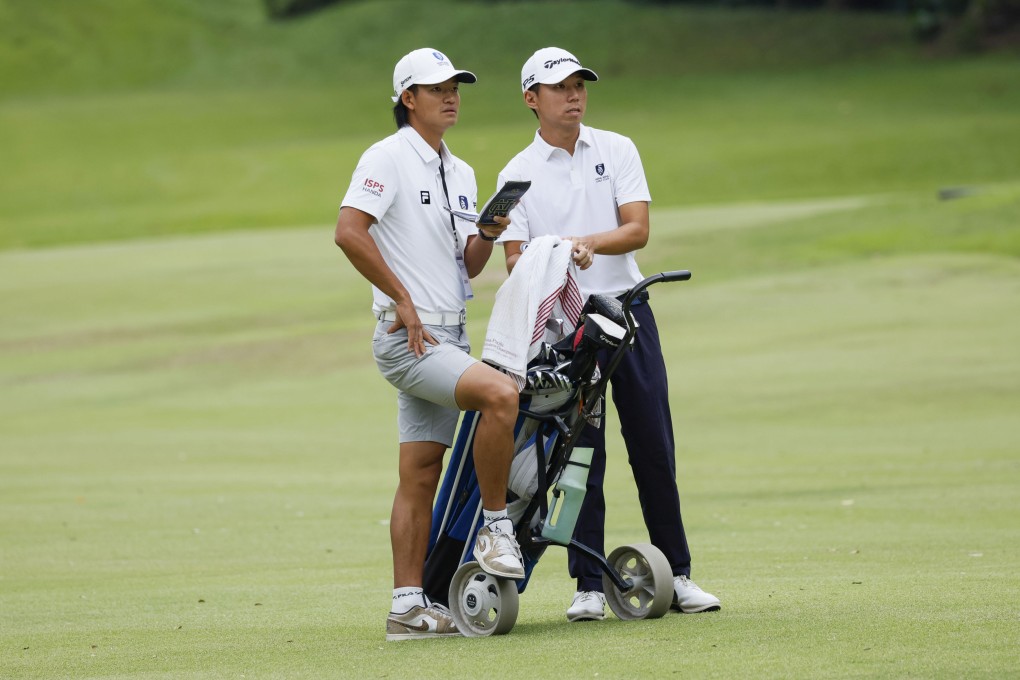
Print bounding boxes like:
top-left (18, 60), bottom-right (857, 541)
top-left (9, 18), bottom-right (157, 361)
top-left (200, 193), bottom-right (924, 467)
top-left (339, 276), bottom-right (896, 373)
top-left (482, 236), bottom-right (584, 389)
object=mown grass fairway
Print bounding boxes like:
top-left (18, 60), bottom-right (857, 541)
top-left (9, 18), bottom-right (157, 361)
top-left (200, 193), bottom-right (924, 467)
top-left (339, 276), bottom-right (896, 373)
top-left (3, 188), bottom-right (1019, 678)
top-left (1, 0), bottom-right (1019, 677)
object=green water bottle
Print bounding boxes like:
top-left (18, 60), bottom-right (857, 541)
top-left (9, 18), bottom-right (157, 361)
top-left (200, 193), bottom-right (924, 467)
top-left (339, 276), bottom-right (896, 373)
top-left (541, 446), bottom-right (594, 545)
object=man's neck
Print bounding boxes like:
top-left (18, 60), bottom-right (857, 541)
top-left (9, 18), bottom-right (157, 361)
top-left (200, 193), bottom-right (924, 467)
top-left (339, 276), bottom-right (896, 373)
top-left (538, 123), bottom-right (581, 155)
top-left (408, 121), bottom-right (444, 153)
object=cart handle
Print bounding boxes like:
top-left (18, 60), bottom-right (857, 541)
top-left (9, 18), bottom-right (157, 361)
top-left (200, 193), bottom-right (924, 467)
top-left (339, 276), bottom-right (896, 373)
top-left (597, 270), bottom-right (691, 392)
top-left (619, 270), bottom-right (691, 314)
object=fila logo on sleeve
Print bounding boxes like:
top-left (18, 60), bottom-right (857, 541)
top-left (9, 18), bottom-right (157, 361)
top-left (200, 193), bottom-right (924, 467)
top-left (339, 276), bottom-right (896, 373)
top-left (421, 191), bottom-right (431, 204)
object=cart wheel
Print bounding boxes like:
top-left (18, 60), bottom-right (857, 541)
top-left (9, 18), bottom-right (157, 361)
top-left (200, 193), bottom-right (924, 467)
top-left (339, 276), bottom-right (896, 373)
top-left (448, 561), bottom-right (519, 637)
top-left (602, 543), bottom-right (673, 620)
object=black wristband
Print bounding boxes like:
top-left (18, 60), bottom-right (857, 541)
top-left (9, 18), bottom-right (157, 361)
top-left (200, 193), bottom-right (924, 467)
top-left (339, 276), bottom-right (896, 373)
top-left (477, 230), bottom-right (498, 242)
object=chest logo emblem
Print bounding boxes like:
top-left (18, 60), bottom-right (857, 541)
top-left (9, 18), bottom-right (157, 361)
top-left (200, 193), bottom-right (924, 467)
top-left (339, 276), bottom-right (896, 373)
top-left (595, 163), bottom-right (605, 176)
top-left (420, 191), bottom-right (431, 204)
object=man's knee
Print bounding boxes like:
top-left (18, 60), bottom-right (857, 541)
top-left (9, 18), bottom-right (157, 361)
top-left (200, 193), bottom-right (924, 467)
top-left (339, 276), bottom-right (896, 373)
top-left (477, 374), bottom-right (518, 424)
top-left (398, 442), bottom-right (445, 479)
top-left (481, 375), bottom-right (518, 417)
top-left (456, 364), bottom-right (519, 418)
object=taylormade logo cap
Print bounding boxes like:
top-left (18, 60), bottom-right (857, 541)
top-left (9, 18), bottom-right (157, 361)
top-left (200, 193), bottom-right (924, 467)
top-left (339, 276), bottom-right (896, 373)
top-left (392, 48), bottom-right (477, 102)
top-left (520, 47), bottom-right (598, 93)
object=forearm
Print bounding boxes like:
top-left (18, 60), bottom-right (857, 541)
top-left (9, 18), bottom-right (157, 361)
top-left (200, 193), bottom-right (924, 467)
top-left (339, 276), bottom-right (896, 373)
top-left (463, 235), bottom-right (494, 278)
top-left (569, 200), bottom-right (650, 256)
top-left (464, 216), bottom-right (509, 277)
top-left (335, 218), bottom-right (411, 306)
top-left (577, 220), bottom-right (648, 256)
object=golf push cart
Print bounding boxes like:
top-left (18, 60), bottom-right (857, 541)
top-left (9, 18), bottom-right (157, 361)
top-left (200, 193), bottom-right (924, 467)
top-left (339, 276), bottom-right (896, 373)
top-left (423, 270), bottom-right (692, 636)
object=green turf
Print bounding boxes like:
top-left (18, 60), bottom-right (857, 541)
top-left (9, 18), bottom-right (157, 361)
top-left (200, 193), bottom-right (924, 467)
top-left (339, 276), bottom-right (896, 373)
top-left (3, 184), bottom-right (1019, 677)
top-left (2, 0), bottom-right (1019, 677)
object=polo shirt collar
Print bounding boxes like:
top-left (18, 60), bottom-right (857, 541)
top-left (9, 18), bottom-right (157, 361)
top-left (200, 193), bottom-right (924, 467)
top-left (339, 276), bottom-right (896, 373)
top-left (398, 125), bottom-right (457, 171)
top-left (533, 123), bottom-right (592, 159)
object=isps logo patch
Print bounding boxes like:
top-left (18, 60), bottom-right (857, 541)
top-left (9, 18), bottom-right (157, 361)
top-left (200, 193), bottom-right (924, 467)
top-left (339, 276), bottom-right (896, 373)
top-left (362, 178), bottom-right (385, 197)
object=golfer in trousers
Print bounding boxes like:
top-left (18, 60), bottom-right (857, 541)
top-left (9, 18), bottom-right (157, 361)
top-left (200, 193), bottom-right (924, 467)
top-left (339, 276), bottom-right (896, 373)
top-left (498, 47), bottom-right (721, 621)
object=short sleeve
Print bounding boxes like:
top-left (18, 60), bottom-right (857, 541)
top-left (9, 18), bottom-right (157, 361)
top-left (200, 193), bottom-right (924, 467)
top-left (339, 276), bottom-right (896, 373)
top-left (613, 136), bottom-right (652, 207)
top-left (340, 146), bottom-right (398, 221)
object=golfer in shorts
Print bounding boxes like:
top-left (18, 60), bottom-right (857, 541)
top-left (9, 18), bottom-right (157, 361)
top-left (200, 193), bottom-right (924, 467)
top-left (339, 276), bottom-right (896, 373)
top-left (335, 48), bottom-right (524, 641)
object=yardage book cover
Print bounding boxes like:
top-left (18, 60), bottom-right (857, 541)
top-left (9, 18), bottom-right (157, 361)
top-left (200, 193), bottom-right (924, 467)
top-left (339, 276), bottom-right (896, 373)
top-left (446, 180), bottom-right (532, 225)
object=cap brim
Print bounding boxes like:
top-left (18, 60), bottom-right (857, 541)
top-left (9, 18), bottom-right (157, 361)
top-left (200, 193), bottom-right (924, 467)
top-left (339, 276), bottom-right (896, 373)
top-left (392, 69), bottom-right (477, 102)
top-left (416, 69), bottom-right (477, 86)
top-left (539, 67), bottom-right (598, 85)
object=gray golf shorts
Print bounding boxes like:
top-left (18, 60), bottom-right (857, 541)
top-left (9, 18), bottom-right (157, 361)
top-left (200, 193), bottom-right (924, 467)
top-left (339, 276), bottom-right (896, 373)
top-left (372, 321), bottom-right (477, 446)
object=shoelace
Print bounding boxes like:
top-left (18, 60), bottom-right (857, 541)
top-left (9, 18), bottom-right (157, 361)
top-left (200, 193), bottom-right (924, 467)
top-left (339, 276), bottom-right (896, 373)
top-left (492, 532), bottom-right (522, 559)
top-left (676, 575), bottom-right (703, 592)
top-left (576, 591), bottom-right (603, 603)
top-left (430, 603), bottom-right (453, 618)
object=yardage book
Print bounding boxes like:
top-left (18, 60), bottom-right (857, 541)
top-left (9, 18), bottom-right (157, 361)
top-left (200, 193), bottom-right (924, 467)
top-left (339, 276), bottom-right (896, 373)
top-left (445, 180), bottom-right (531, 225)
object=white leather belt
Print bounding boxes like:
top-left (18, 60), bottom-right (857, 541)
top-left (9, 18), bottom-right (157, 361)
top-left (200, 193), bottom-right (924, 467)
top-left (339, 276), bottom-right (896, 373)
top-left (377, 309), bottom-right (466, 326)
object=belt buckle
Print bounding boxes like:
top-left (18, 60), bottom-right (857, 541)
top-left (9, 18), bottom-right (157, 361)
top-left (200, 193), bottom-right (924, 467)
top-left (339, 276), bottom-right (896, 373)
top-left (458, 309), bottom-right (467, 325)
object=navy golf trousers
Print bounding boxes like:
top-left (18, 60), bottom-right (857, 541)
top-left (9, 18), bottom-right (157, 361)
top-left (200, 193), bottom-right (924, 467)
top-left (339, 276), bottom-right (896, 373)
top-left (568, 301), bottom-right (692, 591)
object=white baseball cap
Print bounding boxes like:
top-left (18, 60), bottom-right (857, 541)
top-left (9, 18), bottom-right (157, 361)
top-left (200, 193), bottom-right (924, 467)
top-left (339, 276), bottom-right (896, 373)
top-left (391, 48), bottom-right (477, 103)
top-left (520, 47), bottom-right (598, 93)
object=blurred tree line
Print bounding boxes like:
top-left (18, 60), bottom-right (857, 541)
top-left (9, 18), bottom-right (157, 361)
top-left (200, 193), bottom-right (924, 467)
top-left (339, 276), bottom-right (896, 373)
top-left (262, 0), bottom-right (343, 19)
top-left (692, 0), bottom-right (1020, 44)
top-left (262, 0), bottom-right (1018, 47)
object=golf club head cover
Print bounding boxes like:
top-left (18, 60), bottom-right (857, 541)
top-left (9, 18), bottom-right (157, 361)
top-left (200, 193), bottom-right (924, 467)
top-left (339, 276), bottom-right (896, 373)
top-left (581, 294), bottom-right (625, 328)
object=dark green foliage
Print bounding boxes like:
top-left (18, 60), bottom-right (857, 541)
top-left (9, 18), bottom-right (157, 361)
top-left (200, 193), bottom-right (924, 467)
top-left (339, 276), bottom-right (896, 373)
top-left (908, 0), bottom-right (1020, 46)
top-left (965, 0), bottom-right (1020, 33)
top-left (262, 0), bottom-right (344, 19)
top-left (623, 0), bottom-right (1020, 38)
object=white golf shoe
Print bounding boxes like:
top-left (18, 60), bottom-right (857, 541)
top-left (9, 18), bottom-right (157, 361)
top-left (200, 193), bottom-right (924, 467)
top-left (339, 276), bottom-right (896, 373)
top-left (671, 575), bottom-right (721, 613)
top-left (566, 590), bottom-right (607, 622)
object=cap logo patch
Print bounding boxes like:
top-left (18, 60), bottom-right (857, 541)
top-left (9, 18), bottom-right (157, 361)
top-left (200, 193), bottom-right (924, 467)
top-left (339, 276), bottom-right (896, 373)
top-left (522, 74), bottom-right (535, 89)
top-left (543, 56), bottom-right (581, 70)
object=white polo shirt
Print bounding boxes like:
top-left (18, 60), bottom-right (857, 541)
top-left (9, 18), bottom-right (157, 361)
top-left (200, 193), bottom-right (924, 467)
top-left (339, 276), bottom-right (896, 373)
top-left (497, 124), bottom-right (651, 299)
top-left (341, 125), bottom-right (479, 316)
